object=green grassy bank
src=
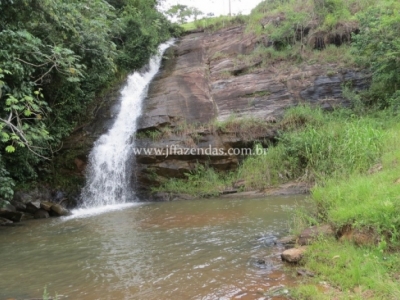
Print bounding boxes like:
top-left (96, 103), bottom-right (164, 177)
top-left (290, 110), bottom-right (400, 299)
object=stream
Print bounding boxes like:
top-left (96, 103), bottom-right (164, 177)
top-left (0, 195), bottom-right (304, 300)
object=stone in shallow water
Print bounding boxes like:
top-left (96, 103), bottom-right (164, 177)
top-left (10, 201), bottom-right (26, 212)
top-left (0, 217), bottom-right (13, 226)
top-left (50, 204), bottom-right (71, 216)
top-left (34, 209), bottom-right (50, 219)
top-left (277, 235), bottom-right (296, 245)
top-left (0, 210), bottom-right (23, 222)
top-left (26, 201), bottom-right (41, 214)
top-left (40, 201), bottom-right (53, 211)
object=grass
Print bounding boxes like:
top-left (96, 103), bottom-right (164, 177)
top-left (291, 240), bottom-right (400, 299)
top-left (154, 105), bottom-right (391, 196)
top-left (247, 0), bottom-right (379, 36)
top-left (153, 164), bottom-right (229, 197)
top-left (307, 119), bottom-right (400, 238)
top-left (288, 111), bottom-right (400, 298)
top-left (214, 114), bottom-right (273, 138)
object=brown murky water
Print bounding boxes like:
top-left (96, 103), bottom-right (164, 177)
top-left (0, 196), bottom-right (304, 300)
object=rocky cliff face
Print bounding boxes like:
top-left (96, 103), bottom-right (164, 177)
top-left (134, 25), bottom-right (370, 196)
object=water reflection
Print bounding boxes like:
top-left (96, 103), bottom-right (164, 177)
top-left (0, 196), bottom-right (304, 299)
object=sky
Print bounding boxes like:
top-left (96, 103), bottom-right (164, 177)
top-left (161, 0), bottom-right (264, 17)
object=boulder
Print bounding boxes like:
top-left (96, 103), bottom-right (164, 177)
top-left (10, 201), bottom-right (27, 212)
top-left (26, 201), bottom-right (41, 214)
top-left (0, 217), bottom-right (13, 226)
top-left (13, 187), bottom-right (52, 204)
top-left (21, 213), bottom-right (34, 221)
top-left (34, 209), bottom-right (50, 219)
top-left (0, 200), bottom-right (16, 212)
top-left (277, 235), bottom-right (297, 246)
top-left (0, 210), bottom-right (23, 222)
top-left (298, 224), bottom-right (334, 245)
top-left (50, 204), bottom-right (71, 216)
top-left (40, 201), bottom-right (53, 211)
top-left (281, 247), bottom-right (307, 263)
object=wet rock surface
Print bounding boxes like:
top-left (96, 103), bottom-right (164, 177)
top-left (50, 204), bottom-right (72, 217)
top-left (34, 209), bottom-right (50, 219)
top-left (0, 216), bottom-right (13, 226)
top-left (0, 189), bottom-right (73, 226)
top-left (0, 210), bottom-right (23, 223)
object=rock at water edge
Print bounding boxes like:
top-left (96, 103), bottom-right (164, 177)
top-left (281, 247), bottom-right (307, 263)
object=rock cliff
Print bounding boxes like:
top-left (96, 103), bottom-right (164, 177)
top-left (134, 25), bottom-right (370, 195)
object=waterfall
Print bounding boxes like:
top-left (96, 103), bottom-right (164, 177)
top-left (81, 41), bottom-right (173, 208)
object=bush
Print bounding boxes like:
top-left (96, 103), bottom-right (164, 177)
top-left (352, 1), bottom-right (400, 107)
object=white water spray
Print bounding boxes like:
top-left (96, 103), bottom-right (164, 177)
top-left (81, 41), bottom-right (174, 208)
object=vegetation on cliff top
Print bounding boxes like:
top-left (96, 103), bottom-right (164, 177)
top-left (0, 0), bottom-right (180, 199)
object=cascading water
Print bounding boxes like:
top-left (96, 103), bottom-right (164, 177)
top-left (81, 41), bottom-right (174, 208)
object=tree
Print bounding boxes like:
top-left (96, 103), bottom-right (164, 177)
top-left (191, 7), bottom-right (203, 21)
top-left (0, 0), bottom-right (177, 190)
top-left (166, 4), bottom-right (189, 24)
top-left (166, 4), bottom-right (203, 24)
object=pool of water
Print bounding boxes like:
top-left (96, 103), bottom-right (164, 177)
top-left (0, 196), bottom-right (304, 300)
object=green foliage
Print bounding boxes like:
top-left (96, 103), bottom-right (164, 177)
top-left (0, 154), bottom-right (14, 200)
top-left (310, 120), bottom-right (400, 235)
top-left (279, 113), bottom-right (384, 181)
top-left (235, 143), bottom-right (285, 189)
top-left (352, 1), bottom-right (400, 108)
top-left (0, 0), bottom-right (176, 189)
top-left (266, 10), bottom-right (310, 49)
top-left (235, 106), bottom-right (384, 189)
top-left (314, 0), bottom-right (352, 29)
top-left (155, 106), bottom-right (387, 197)
top-left (154, 164), bottom-right (228, 197)
top-left (292, 116), bottom-right (400, 298)
top-left (114, 0), bottom-right (176, 71)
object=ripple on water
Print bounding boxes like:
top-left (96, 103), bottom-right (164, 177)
top-left (0, 196), bottom-right (305, 300)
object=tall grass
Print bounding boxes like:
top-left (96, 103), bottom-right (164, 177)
top-left (310, 121), bottom-right (400, 236)
top-left (155, 106), bottom-right (388, 195)
top-left (290, 113), bottom-right (400, 298)
top-left (153, 164), bottom-right (229, 197)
